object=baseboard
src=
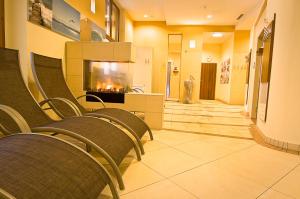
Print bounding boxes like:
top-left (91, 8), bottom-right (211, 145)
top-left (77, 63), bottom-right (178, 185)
top-left (252, 125), bottom-right (300, 153)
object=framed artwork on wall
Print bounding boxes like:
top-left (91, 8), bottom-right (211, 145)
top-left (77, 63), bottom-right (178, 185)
top-left (220, 58), bottom-right (230, 84)
top-left (28, 0), bottom-right (80, 40)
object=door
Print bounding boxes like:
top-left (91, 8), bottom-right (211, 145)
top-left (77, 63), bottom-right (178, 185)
top-left (200, 63), bottom-right (217, 100)
top-left (0, 0), bottom-right (4, 48)
top-left (132, 47), bottom-right (152, 92)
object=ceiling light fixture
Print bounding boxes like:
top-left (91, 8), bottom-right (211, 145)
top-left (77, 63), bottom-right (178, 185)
top-left (207, 15), bottom-right (213, 19)
top-left (90, 0), bottom-right (96, 14)
top-left (189, 40), bottom-right (196, 49)
top-left (212, 32), bottom-right (223, 38)
top-left (144, 14), bottom-right (149, 18)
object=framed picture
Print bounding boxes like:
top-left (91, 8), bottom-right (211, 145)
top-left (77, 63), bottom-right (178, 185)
top-left (28, 0), bottom-right (53, 29)
top-left (28, 0), bottom-right (80, 40)
top-left (220, 58), bottom-right (230, 84)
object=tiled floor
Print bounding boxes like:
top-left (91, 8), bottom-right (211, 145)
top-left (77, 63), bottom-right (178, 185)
top-left (100, 101), bottom-right (300, 199)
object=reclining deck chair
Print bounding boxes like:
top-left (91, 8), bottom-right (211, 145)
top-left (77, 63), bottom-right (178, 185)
top-left (0, 106), bottom-right (119, 198)
top-left (31, 53), bottom-right (154, 155)
top-left (0, 48), bottom-right (141, 190)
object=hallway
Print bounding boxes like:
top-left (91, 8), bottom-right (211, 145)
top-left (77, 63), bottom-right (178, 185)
top-left (101, 101), bottom-right (300, 199)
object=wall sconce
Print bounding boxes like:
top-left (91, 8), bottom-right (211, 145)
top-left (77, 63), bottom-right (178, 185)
top-left (189, 40), bottom-right (196, 49)
top-left (91, 0), bottom-right (96, 14)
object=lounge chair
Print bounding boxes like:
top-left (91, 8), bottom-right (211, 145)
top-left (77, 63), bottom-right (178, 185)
top-left (0, 105), bottom-right (118, 198)
top-left (0, 48), bottom-right (141, 190)
top-left (31, 53), bottom-right (154, 155)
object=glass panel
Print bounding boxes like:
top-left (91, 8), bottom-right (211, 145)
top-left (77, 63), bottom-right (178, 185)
top-left (84, 61), bottom-right (132, 93)
top-left (166, 34), bottom-right (182, 100)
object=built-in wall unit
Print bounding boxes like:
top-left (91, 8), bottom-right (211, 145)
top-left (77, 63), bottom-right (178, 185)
top-left (66, 41), bottom-right (164, 129)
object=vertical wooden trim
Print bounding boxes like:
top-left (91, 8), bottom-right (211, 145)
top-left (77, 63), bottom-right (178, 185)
top-left (264, 14), bottom-right (276, 122)
top-left (0, 0), bottom-right (4, 47)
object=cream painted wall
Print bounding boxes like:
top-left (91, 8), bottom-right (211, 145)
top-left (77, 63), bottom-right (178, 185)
top-left (65, 0), bottom-right (105, 29)
top-left (133, 21), bottom-right (235, 101)
top-left (4, 0), bottom-right (28, 83)
top-left (216, 35), bottom-right (234, 103)
top-left (120, 11), bottom-right (134, 42)
top-left (247, 0), bottom-right (300, 145)
top-left (230, 30), bottom-right (250, 104)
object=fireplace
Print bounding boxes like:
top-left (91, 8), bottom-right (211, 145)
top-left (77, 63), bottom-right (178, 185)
top-left (83, 61), bottom-right (132, 103)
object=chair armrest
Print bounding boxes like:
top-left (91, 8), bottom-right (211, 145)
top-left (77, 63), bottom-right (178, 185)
top-left (0, 105), bottom-right (31, 135)
top-left (39, 97), bottom-right (82, 118)
top-left (77, 94), bottom-right (106, 108)
top-left (0, 188), bottom-right (16, 199)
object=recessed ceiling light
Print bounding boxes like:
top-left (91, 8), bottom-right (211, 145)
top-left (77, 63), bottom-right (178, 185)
top-left (189, 40), bottom-right (196, 49)
top-left (212, 32), bottom-right (223, 38)
top-left (207, 15), bottom-right (213, 19)
top-left (144, 14), bottom-right (149, 18)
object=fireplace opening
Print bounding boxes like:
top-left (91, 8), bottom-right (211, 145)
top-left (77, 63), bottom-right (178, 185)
top-left (83, 60), bottom-right (132, 103)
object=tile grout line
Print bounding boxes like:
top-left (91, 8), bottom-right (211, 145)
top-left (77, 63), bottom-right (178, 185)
top-left (164, 144), bottom-right (256, 178)
top-left (164, 112), bottom-right (245, 118)
top-left (255, 163), bottom-right (300, 199)
top-left (164, 120), bottom-right (251, 127)
top-left (162, 128), bottom-right (253, 140)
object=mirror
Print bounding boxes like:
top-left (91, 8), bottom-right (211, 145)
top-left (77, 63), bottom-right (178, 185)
top-left (166, 34), bottom-right (182, 100)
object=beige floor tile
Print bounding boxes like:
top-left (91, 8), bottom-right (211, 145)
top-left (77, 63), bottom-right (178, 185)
top-left (173, 140), bottom-right (237, 162)
top-left (215, 145), bottom-right (300, 187)
top-left (257, 189), bottom-right (294, 199)
top-left (154, 130), bottom-right (203, 146)
top-left (272, 165), bottom-right (300, 199)
top-left (201, 135), bottom-right (255, 151)
top-left (170, 164), bottom-right (267, 199)
top-left (121, 180), bottom-right (197, 199)
top-left (142, 139), bottom-right (169, 152)
top-left (142, 147), bottom-right (202, 177)
top-left (119, 161), bottom-right (164, 194)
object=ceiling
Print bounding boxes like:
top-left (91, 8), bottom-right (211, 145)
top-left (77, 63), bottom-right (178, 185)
top-left (202, 32), bottom-right (233, 44)
top-left (115, 0), bottom-right (263, 29)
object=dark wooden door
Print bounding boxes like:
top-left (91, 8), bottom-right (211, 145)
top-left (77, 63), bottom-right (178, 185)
top-left (0, 0), bottom-right (4, 48)
top-left (200, 63), bottom-right (217, 100)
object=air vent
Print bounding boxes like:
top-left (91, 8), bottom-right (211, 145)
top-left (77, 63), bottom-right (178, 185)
top-left (236, 14), bottom-right (244, 20)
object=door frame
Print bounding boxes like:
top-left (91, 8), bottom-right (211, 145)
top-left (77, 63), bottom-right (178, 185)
top-left (0, 0), bottom-right (4, 48)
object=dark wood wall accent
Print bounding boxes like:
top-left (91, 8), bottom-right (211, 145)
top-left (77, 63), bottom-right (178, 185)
top-left (0, 0), bottom-right (4, 48)
top-left (200, 63), bottom-right (217, 100)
